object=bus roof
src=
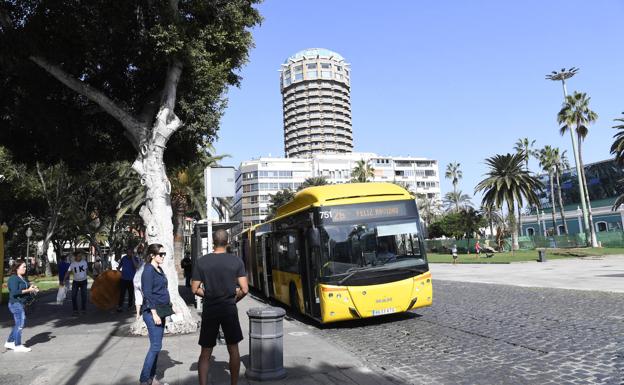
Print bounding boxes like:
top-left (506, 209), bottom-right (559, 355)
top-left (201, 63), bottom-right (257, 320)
top-left (276, 182), bottom-right (413, 218)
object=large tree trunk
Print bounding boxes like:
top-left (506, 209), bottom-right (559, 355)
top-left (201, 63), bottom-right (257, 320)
top-left (549, 171), bottom-right (557, 235)
top-left (554, 170), bottom-right (568, 234)
top-left (517, 204), bottom-right (523, 237)
top-left (577, 137), bottom-right (598, 247)
top-left (130, 108), bottom-right (197, 335)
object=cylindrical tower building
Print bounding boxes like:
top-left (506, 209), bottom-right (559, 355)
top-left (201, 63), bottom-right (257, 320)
top-left (280, 48), bottom-right (353, 158)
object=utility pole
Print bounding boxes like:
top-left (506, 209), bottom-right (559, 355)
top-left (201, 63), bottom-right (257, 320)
top-left (545, 68), bottom-right (596, 247)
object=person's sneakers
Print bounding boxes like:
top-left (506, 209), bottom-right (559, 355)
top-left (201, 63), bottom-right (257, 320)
top-left (13, 345), bottom-right (31, 352)
top-left (150, 378), bottom-right (169, 385)
top-left (4, 341), bottom-right (15, 350)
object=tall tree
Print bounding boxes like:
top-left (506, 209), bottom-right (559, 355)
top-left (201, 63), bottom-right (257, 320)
top-left (558, 91), bottom-right (598, 246)
top-left (480, 203), bottom-right (502, 238)
top-left (298, 176), bottom-right (329, 191)
top-left (350, 159), bottom-right (375, 183)
top-left (539, 146), bottom-right (559, 235)
top-left (514, 138), bottom-right (537, 233)
top-left (611, 112), bottom-right (624, 210)
top-left (442, 191), bottom-right (472, 213)
top-left (514, 138), bottom-right (538, 171)
top-left (475, 153), bottom-right (542, 250)
top-left (416, 194), bottom-right (440, 233)
top-left (267, 189), bottom-right (295, 220)
top-left (0, 1), bottom-right (261, 333)
top-left (552, 148), bottom-right (570, 234)
top-left (444, 162), bottom-right (462, 200)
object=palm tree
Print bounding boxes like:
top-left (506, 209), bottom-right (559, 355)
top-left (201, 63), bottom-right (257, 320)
top-left (558, 91), bottom-right (598, 246)
top-left (445, 162), bottom-right (462, 197)
top-left (539, 146), bottom-right (559, 235)
top-left (298, 176), bottom-right (329, 191)
top-left (416, 194), bottom-right (441, 232)
top-left (552, 148), bottom-right (570, 234)
top-left (443, 190), bottom-right (473, 213)
top-left (444, 162), bottom-right (463, 192)
top-left (350, 159), bottom-right (375, 182)
top-left (514, 138), bottom-right (538, 233)
top-left (611, 112), bottom-right (624, 209)
top-left (480, 203), bottom-right (502, 238)
top-left (514, 138), bottom-right (538, 171)
top-left (267, 189), bottom-right (296, 219)
top-left (475, 153), bottom-right (542, 250)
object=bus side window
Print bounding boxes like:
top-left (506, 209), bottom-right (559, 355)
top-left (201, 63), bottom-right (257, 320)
top-left (277, 233), bottom-right (299, 273)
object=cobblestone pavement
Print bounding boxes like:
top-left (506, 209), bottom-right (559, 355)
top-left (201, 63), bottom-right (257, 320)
top-left (313, 280), bottom-right (624, 385)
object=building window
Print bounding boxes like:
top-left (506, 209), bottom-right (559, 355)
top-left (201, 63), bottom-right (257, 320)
top-left (526, 228), bottom-right (535, 236)
top-left (307, 63), bottom-right (317, 70)
top-left (294, 73), bottom-right (303, 81)
top-left (557, 225), bottom-right (565, 235)
top-left (321, 71), bottom-right (332, 79)
top-left (321, 63), bottom-right (331, 69)
top-left (596, 222), bottom-right (608, 232)
top-left (294, 65), bottom-right (303, 73)
top-left (307, 71), bottom-right (317, 79)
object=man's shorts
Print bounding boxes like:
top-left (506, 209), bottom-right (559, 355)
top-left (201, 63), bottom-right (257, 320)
top-left (199, 310), bottom-right (243, 348)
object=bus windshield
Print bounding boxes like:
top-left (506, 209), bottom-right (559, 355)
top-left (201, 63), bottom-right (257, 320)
top-left (319, 219), bottom-right (426, 278)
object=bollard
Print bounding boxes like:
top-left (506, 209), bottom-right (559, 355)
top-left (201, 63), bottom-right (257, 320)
top-left (246, 307), bottom-right (287, 381)
top-left (538, 249), bottom-right (546, 262)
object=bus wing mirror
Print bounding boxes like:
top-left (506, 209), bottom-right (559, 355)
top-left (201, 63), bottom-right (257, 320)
top-left (307, 228), bottom-right (321, 248)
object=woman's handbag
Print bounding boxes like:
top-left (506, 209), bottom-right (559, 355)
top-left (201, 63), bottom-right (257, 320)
top-left (155, 303), bottom-right (174, 319)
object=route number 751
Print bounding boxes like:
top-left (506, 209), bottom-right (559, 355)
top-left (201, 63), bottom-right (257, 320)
top-left (319, 211), bottom-right (332, 219)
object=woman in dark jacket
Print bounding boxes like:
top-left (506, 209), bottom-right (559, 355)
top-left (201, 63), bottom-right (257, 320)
top-left (4, 259), bottom-right (38, 352)
top-left (139, 243), bottom-right (172, 385)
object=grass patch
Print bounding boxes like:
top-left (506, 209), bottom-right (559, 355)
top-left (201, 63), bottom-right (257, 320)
top-left (426, 247), bottom-right (624, 264)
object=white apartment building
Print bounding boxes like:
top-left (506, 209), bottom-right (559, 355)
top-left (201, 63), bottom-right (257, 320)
top-left (231, 152), bottom-right (441, 233)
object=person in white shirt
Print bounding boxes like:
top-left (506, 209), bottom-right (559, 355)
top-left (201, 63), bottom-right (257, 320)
top-left (66, 251), bottom-right (89, 316)
top-left (133, 248), bottom-right (145, 320)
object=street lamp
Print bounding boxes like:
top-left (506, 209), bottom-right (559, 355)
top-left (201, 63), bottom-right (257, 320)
top-left (545, 67), bottom-right (594, 246)
top-left (25, 226), bottom-right (32, 273)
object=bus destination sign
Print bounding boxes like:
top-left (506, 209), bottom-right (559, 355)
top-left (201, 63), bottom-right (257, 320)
top-left (318, 201), bottom-right (415, 223)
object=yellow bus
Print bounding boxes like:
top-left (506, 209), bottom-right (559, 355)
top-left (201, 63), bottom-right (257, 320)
top-left (236, 182), bottom-right (432, 323)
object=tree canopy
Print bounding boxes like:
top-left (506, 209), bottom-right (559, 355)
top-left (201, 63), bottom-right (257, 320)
top-left (0, 0), bottom-right (262, 168)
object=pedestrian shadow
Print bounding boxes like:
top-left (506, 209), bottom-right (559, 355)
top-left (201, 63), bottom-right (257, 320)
top-left (156, 350), bottom-right (183, 379)
top-left (188, 354), bottom-right (234, 384)
top-left (24, 331), bottom-right (55, 347)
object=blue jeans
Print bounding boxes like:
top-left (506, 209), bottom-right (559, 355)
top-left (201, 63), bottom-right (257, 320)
top-left (7, 302), bottom-right (25, 346)
top-left (140, 311), bottom-right (165, 383)
top-left (72, 280), bottom-right (87, 311)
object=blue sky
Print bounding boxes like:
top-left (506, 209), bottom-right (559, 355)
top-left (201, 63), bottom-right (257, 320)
top-left (215, 0), bottom-right (624, 204)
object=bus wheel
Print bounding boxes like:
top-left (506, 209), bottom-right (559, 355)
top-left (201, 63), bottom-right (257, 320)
top-left (289, 284), bottom-right (300, 314)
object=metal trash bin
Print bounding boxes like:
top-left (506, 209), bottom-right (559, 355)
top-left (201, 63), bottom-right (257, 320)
top-left (246, 307), bottom-right (287, 381)
top-left (538, 249), bottom-right (546, 262)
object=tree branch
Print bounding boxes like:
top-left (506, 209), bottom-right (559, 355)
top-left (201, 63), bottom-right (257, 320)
top-left (29, 56), bottom-right (145, 150)
top-left (161, 59), bottom-right (183, 111)
top-left (35, 162), bottom-right (52, 209)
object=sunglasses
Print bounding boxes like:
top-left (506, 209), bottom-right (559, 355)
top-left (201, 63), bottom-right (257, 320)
top-left (156, 252), bottom-right (166, 257)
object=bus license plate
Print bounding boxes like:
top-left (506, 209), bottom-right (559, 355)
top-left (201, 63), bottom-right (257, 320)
top-left (372, 308), bottom-right (395, 316)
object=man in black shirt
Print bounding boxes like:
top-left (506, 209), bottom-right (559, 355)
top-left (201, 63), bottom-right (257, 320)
top-left (192, 229), bottom-right (248, 385)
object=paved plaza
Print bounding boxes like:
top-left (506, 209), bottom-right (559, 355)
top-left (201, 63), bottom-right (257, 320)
top-left (1, 256), bottom-right (623, 384)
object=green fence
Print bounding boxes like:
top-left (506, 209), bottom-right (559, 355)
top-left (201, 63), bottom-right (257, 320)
top-left (425, 231), bottom-right (624, 252)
